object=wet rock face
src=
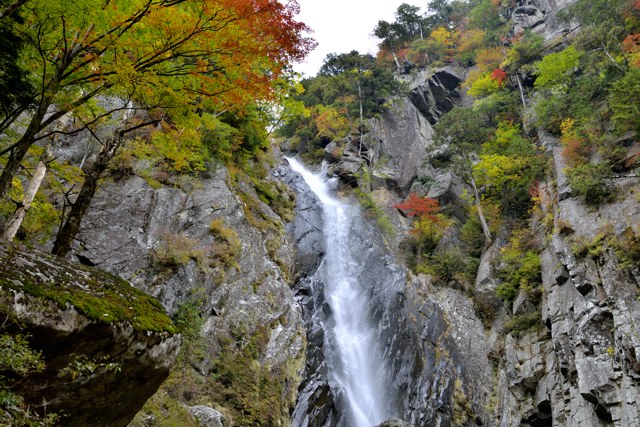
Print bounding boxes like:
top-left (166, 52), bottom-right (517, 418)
top-left (279, 164), bottom-right (325, 279)
top-left (0, 243), bottom-right (180, 427)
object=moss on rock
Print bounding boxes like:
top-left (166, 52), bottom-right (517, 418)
top-left (0, 242), bottom-right (175, 333)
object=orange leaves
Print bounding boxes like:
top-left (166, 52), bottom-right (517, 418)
top-left (394, 193), bottom-right (441, 221)
top-left (490, 68), bottom-right (507, 87)
top-left (559, 118), bottom-right (590, 166)
top-left (622, 33), bottom-right (640, 67)
top-left (475, 47), bottom-right (506, 72)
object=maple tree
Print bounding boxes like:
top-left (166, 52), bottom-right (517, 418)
top-left (0, 0), bottom-right (314, 254)
top-left (0, 0), bottom-right (314, 199)
top-left (393, 193), bottom-right (440, 221)
top-left (490, 69), bottom-right (507, 87)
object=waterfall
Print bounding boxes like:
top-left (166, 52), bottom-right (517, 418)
top-left (287, 157), bottom-right (389, 427)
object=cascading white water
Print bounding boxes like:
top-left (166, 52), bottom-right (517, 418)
top-left (287, 157), bottom-right (389, 427)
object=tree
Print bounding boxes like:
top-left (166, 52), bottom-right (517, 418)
top-left (468, 0), bottom-right (506, 45)
top-left (373, 20), bottom-right (405, 69)
top-left (394, 193), bottom-right (440, 220)
top-left (564, 0), bottom-right (636, 71)
top-left (433, 107), bottom-right (494, 245)
top-left (318, 50), bottom-right (400, 120)
top-left (1, 0), bottom-right (314, 253)
top-left (395, 3), bottom-right (425, 39)
top-left (395, 193), bottom-right (448, 268)
top-left (609, 67), bottom-right (640, 132)
top-left (534, 45), bottom-right (582, 90)
top-left (0, 3), bottom-right (34, 134)
top-left (426, 0), bottom-right (454, 28)
top-left (0, 0), bottom-right (314, 200)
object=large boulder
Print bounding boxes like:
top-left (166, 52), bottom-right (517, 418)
top-left (363, 98), bottom-right (434, 194)
top-left (510, 0), bottom-right (579, 41)
top-left (0, 242), bottom-right (179, 427)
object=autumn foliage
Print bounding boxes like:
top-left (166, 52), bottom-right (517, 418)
top-left (622, 33), bottom-right (640, 67)
top-left (490, 68), bottom-right (508, 87)
top-left (394, 193), bottom-right (441, 221)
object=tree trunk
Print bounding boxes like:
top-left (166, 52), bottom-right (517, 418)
top-left (357, 77), bottom-right (364, 156)
top-left (0, 96), bottom-right (53, 198)
top-left (515, 72), bottom-right (527, 108)
top-left (0, 27), bottom-right (94, 199)
top-left (469, 173), bottom-right (492, 246)
top-left (391, 50), bottom-right (401, 70)
top-left (51, 137), bottom-right (119, 258)
top-left (1, 147), bottom-right (50, 241)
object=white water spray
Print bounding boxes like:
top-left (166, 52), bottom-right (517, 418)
top-left (287, 157), bottom-right (389, 427)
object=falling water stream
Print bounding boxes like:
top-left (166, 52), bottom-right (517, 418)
top-left (287, 157), bottom-right (389, 427)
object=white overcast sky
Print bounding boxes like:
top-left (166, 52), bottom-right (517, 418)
top-left (293, 0), bottom-right (424, 77)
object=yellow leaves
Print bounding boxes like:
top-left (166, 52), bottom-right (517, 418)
top-left (456, 28), bottom-right (485, 54)
top-left (474, 154), bottom-right (524, 191)
top-left (148, 121), bottom-right (206, 173)
top-left (475, 47), bottom-right (506, 72)
top-left (431, 27), bottom-right (454, 47)
top-left (560, 118), bottom-right (575, 135)
top-left (314, 106), bottom-right (350, 141)
top-left (493, 121), bottom-right (521, 148)
top-left (462, 47), bottom-right (507, 90)
top-left (466, 72), bottom-right (500, 98)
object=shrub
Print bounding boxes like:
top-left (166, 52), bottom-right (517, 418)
top-left (210, 218), bottom-right (242, 268)
top-left (614, 227), bottom-right (640, 269)
top-left (419, 248), bottom-right (468, 283)
top-left (152, 232), bottom-right (205, 267)
top-left (0, 333), bottom-right (59, 425)
top-left (355, 189), bottom-right (395, 237)
top-left (460, 216), bottom-right (485, 258)
top-left (566, 162), bottom-right (613, 205)
top-left (503, 312), bottom-right (542, 338)
top-left (496, 228), bottom-right (542, 302)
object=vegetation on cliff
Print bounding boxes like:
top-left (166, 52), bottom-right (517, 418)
top-left (0, 0), bottom-right (313, 424)
top-left (0, 0), bottom-right (314, 253)
top-left (282, 0), bottom-right (639, 332)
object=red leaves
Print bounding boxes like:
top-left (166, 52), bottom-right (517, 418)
top-left (622, 33), bottom-right (640, 53)
top-left (393, 193), bottom-right (440, 221)
top-left (490, 68), bottom-right (507, 87)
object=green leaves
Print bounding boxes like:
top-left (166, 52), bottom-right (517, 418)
top-left (609, 67), bottom-right (640, 132)
top-left (534, 45), bottom-right (582, 89)
top-left (0, 334), bottom-right (44, 376)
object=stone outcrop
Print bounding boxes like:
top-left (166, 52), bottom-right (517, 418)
top-left (188, 406), bottom-right (226, 427)
top-left (509, 0), bottom-right (579, 42)
top-left (0, 242), bottom-right (179, 427)
top-left (64, 160), bottom-right (305, 424)
top-left (328, 69), bottom-right (462, 196)
top-left (408, 68), bottom-right (463, 125)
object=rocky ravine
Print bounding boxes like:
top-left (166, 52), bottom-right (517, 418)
top-left (307, 48), bottom-right (640, 426)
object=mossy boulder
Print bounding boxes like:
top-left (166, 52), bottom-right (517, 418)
top-left (0, 242), bottom-right (180, 427)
